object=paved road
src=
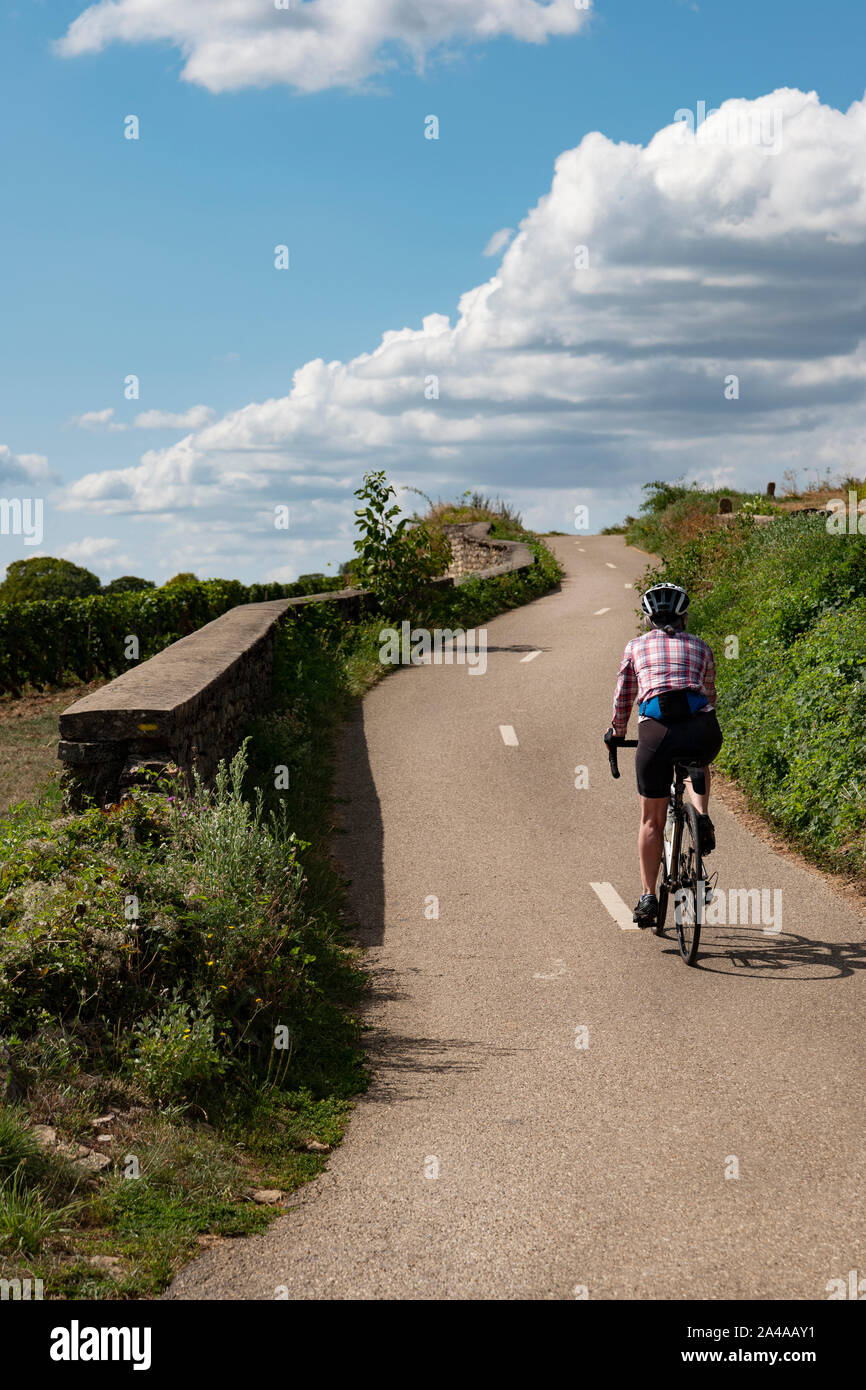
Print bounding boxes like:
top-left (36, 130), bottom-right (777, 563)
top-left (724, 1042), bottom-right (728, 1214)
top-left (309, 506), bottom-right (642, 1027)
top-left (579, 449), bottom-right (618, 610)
top-left (168, 536), bottom-right (866, 1301)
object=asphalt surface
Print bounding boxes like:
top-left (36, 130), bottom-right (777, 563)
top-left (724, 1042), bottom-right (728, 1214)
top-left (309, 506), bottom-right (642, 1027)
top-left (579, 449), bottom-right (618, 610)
top-left (167, 536), bottom-right (866, 1301)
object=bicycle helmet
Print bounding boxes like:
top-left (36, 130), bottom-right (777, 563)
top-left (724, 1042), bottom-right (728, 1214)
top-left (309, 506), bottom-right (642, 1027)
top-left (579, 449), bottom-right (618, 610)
top-left (641, 583), bottom-right (689, 624)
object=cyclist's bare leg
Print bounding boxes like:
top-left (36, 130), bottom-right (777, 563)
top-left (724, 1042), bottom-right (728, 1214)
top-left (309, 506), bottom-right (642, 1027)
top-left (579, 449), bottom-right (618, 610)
top-left (639, 795), bottom-right (668, 894)
top-left (685, 767), bottom-right (711, 817)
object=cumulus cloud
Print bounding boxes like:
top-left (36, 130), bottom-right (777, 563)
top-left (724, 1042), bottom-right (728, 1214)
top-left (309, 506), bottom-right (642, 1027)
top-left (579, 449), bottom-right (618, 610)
top-left (56, 0), bottom-right (589, 94)
top-left (60, 90), bottom-right (866, 543)
top-left (133, 406), bottom-right (215, 430)
top-left (0, 444), bottom-right (58, 486)
top-left (69, 408), bottom-right (127, 432)
top-left (60, 536), bottom-right (130, 570)
top-left (483, 227), bottom-right (516, 257)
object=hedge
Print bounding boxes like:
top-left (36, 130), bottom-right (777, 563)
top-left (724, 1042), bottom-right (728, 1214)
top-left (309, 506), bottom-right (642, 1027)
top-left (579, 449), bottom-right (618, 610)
top-left (0, 576), bottom-right (345, 696)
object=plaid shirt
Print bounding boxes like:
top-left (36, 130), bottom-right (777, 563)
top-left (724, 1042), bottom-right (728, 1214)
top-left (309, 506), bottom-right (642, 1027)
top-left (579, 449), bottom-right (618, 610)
top-left (611, 629), bottom-right (717, 737)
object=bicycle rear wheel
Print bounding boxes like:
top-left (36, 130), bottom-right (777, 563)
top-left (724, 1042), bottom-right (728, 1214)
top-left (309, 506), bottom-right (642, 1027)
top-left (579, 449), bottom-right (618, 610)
top-left (674, 803), bottom-right (704, 965)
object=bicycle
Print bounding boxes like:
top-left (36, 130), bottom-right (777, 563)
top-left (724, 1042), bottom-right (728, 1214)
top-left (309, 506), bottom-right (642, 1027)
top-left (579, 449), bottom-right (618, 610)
top-left (605, 733), bottom-right (713, 966)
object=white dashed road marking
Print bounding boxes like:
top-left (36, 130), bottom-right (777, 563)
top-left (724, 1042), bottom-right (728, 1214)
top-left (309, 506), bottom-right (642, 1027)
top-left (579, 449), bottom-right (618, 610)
top-left (499, 725), bottom-right (519, 746)
top-left (533, 958), bottom-right (567, 980)
top-left (590, 882), bottom-right (639, 931)
top-left (606, 563), bottom-right (617, 569)
top-left (594, 607), bottom-right (610, 616)
top-left (520, 650), bottom-right (542, 663)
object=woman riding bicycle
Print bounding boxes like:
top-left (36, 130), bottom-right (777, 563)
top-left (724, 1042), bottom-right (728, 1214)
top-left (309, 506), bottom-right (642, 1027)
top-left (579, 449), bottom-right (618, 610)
top-left (605, 583), bottom-right (722, 928)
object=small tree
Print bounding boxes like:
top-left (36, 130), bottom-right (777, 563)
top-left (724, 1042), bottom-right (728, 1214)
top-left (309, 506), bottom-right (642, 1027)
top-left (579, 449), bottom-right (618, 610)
top-left (352, 471), bottom-right (451, 617)
top-left (163, 572), bottom-right (199, 587)
top-left (102, 575), bottom-right (156, 595)
top-left (0, 557), bottom-right (101, 603)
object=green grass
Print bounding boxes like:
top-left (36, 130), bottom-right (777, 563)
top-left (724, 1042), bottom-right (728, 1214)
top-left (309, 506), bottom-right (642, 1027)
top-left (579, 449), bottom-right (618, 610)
top-left (0, 1173), bottom-right (79, 1257)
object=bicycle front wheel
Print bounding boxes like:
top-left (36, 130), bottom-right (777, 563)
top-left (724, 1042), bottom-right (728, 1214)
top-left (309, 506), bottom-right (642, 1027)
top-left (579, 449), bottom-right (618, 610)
top-left (674, 803), bottom-right (704, 965)
top-left (655, 804), bottom-right (679, 936)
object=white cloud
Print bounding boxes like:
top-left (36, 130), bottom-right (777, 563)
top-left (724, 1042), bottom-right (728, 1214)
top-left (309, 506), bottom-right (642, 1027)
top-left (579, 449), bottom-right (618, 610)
top-left (60, 90), bottom-right (866, 548)
top-left (483, 227), bottom-right (516, 257)
top-left (69, 408), bottom-right (128, 432)
top-left (133, 406), bottom-right (215, 430)
top-left (59, 536), bottom-right (131, 571)
top-left (56, 0), bottom-right (589, 94)
top-left (0, 444), bottom-right (58, 486)
top-left (69, 405), bottom-right (215, 432)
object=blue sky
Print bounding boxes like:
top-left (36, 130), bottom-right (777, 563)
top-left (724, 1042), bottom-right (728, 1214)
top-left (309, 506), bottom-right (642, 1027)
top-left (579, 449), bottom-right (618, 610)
top-left (2, 0), bottom-right (866, 582)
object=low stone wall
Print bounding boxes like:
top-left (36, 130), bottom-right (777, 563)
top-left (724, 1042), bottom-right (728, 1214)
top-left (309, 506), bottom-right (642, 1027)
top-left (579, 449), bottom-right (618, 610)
top-left (714, 512), bottom-right (776, 528)
top-left (58, 588), bottom-right (375, 809)
top-left (714, 505), bottom-right (830, 529)
top-left (442, 522), bottom-right (534, 580)
top-left (58, 527), bottom-right (535, 808)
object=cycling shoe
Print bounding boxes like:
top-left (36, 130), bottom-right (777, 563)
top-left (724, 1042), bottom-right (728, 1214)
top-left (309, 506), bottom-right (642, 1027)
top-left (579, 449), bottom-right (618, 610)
top-left (633, 892), bottom-right (659, 928)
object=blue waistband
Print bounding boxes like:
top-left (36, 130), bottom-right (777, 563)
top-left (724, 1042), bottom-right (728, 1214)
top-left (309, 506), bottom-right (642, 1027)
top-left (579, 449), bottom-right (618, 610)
top-left (639, 690), bottom-right (708, 719)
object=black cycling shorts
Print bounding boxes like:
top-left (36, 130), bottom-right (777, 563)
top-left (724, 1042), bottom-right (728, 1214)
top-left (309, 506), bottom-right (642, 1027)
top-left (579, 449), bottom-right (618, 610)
top-left (635, 711), bottom-right (723, 799)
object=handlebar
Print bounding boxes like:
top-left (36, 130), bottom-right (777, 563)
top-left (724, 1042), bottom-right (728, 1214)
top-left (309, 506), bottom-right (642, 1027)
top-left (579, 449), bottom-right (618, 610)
top-left (604, 732), bottom-right (638, 779)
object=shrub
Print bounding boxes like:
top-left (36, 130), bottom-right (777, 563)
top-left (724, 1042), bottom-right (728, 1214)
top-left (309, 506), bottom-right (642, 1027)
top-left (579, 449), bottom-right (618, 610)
top-left (352, 471), bottom-right (451, 617)
top-left (131, 999), bottom-right (228, 1104)
top-left (0, 740), bottom-right (358, 1092)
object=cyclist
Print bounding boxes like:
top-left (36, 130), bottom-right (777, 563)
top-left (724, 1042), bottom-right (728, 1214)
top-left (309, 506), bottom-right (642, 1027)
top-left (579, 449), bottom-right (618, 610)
top-left (605, 583), bottom-right (723, 928)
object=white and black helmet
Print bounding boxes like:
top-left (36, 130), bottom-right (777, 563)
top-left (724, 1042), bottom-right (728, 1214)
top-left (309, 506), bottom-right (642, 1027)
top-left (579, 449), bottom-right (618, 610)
top-left (641, 582), bottom-right (689, 623)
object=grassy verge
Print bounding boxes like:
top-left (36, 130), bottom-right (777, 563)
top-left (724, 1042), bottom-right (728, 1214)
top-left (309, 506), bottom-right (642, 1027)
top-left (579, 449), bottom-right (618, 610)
top-left (0, 752), bottom-right (366, 1299)
top-left (620, 480), bottom-right (781, 556)
top-left (624, 482), bottom-right (866, 883)
top-left (0, 684), bottom-right (103, 815)
top-left (0, 516), bottom-right (560, 1299)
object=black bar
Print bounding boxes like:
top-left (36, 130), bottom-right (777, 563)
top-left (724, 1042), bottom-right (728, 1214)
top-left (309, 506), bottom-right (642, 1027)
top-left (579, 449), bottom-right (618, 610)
top-left (5, 1297), bottom-right (858, 1375)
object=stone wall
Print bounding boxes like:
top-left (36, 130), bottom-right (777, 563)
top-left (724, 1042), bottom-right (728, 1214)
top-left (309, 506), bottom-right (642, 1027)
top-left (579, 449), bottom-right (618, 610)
top-left (714, 498), bottom-right (830, 529)
top-left (58, 588), bottom-right (375, 810)
top-left (442, 522), bottom-right (534, 580)
top-left (58, 527), bottom-right (535, 809)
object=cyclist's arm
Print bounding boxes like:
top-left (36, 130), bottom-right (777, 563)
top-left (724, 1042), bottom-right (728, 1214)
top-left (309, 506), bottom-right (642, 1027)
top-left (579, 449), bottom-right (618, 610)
top-left (611, 644), bottom-right (637, 737)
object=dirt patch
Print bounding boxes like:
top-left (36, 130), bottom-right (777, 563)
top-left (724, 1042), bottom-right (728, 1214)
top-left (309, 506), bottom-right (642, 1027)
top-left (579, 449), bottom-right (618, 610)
top-left (0, 682), bottom-right (105, 812)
